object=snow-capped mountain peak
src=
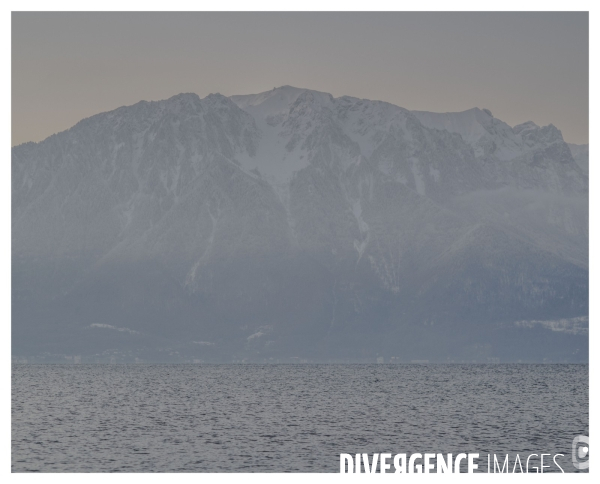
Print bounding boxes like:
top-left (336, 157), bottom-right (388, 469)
top-left (12, 87), bottom-right (588, 362)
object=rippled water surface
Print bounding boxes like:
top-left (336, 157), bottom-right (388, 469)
top-left (12, 364), bottom-right (588, 472)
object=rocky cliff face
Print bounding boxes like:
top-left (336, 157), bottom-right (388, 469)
top-left (12, 86), bottom-right (588, 362)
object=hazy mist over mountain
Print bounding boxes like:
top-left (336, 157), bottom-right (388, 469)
top-left (12, 86), bottom-right (588, 363)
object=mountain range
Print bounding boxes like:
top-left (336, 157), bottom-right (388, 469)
top-left (12, 86), bottom-right (588, 362)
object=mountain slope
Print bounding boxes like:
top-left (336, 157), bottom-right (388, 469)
top-left (568, 143), bottom-right (589, 175)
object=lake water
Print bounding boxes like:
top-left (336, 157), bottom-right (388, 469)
top-left (12, 364), bottom-right (588, 472)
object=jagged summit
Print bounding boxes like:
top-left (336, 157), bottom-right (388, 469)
top-left (231, 86), bottom-right (335, 127)
top-left (514, 120), bottom-right (540, 131)
top-left (17, 87), bottom-right (576, 167)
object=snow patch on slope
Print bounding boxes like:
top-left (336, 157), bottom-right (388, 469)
top-left (89, 324), bottom-right (139, 335)
top-left (413, 107), bottom-right (523, 160)
top-left (352, 199), bottom-right (370, 261)
top-left (232, 87), bottom-right (322, 184)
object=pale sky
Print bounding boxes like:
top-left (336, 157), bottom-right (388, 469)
top-left (12, 12), bottom-right (589, 146)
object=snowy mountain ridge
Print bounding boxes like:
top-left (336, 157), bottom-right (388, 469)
top-left (12, 86), bottom-right (588, 362)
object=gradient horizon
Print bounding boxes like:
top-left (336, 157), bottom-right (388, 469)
top-left (12, 11), bottom-right (589, 146)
